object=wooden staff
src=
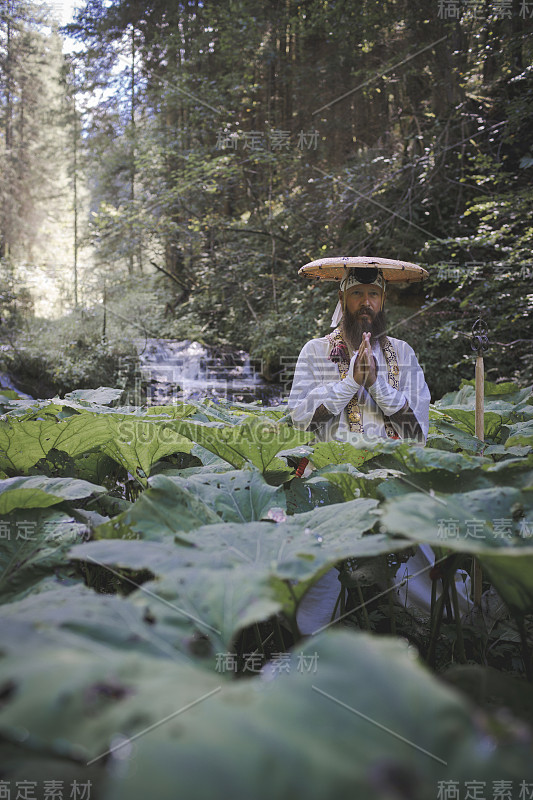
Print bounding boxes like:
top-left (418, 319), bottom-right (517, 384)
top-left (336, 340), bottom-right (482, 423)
top-left (471, 319), bottom-right (489, 606)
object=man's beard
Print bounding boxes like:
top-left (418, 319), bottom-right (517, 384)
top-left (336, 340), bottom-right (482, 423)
top-left (340, 308), bottom-right (387, 351)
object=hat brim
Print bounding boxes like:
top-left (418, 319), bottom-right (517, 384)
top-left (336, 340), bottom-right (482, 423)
top-left (299, 256), bottom-right (429, 282)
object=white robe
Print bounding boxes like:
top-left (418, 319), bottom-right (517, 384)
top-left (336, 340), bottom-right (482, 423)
top-left (287, 334), bottom-right (471, 633)
top-left (288, 334), bottom-right (430, 442)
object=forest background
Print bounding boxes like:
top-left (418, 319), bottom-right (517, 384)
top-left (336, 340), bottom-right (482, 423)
top-left (0, 0), bottom-right (532, 402)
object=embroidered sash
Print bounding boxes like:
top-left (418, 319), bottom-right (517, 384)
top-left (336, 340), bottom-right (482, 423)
top-left (326, 328), bottom-right (400, 438)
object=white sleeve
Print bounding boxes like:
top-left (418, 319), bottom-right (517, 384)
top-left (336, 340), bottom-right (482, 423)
top-left (366, 376), bottom-right (407, 417)
top-left (368, 340), bottom-right (430, 442)
top-left (288, 341), bottom-right (362, 430)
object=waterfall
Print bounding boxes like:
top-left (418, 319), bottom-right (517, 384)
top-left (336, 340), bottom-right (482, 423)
top-left (135, 339), bottom-right (281, 406)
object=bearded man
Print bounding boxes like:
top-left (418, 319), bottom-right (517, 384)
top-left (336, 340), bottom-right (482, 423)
top-left (289, 259), bottom-right (430, 443)
top-left (287, 257), bottom-right (435, 635)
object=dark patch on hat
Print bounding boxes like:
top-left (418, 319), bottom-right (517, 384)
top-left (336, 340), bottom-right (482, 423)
top-left (347, 266), bottom-right (380, 284)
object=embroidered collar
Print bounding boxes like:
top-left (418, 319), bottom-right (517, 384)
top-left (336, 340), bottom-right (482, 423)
top-left (325, 328), bottom-right (400, 438)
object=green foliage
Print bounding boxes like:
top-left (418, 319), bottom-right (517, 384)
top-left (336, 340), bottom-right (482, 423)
top-left (2, 0), bottom-right (533, 788)
top-left (0, 475), bottom-right (106, 514)
top-left (1, 0), bottom-right (533, 404)
top-left (0, 309), bottom-right (139, 398)
top-left (0, 506), bottom-right (88, 604)
top-left (2, 630), bottom-right (530, 796)
top-left (1, 383), bottom-right (533, 795)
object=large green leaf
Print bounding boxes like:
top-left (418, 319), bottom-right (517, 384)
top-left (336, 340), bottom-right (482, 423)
top-left (387, 443), bottom-right (490, 473)
top-left (183, 399), bottom-right (248, 425)
top-left (484, 444), bottom-right (532, 459)
top-left (170, 417), bottom-right (313, 471)
top-left (380, 487), bottom-right (533, 613)
top-left (89, 496), bottom-right (388, 582)
top-left (0, 413), bottom-right (193, 484)
top-left (426, 433), bottom-right (458, 452)
top-left (74, 496), bottom-right (401, 638)
top-left (381, 486), bottom-right (532, 551)
top-left (368, 441), bottom-right (494, 495)
top-left (436, 381), bottom-right (532, 411)
top-left (140, 404), bottom-right (197, 419)
top-left (482, 453), bottom-right (533, 489)
top-left (95, 475), bottom-right (221, 541)
top-left (428, 420), bottom-right (485, 454)
top-left (0, 415), bottom-right (111, 472)
top-left (479, 551), bottom-right (533, 617)
top-left (69, 536), bottom-right (314, 641)
top-left (0, 476), bottom-right (106, 514)
top-left (0, 507), bottom-right (87, 604)
top-left (157, 469), bottom-right (287, 523)
top-left (216, 400), bottom-right (290, 420)
top-left (311, 440), bottom-right (379, 470)
top-left (7, 400), bottom-right (74, 421)
top-left (70, 538), bottom-right (181, 574)
top-left (132, 565), bottom-right (282, 651)
top-left (350, 441), bottom-right (493, 497)
top-left (309, 464), bottom-right (404, 501)
top-left (0, 581), bottom-right (196, 661)
top-left (0, 631), bottom-right (530, 795)
top-left (431, 406), bottom-right (504, 440)
top-left (0, 388), bottom-right (21, 400)
top-left (70, 539), bottom-right (282, 649)
top-left (504, 419), bottom-right (533, 448)
top-left (100, 417), bottom-right (193, 484)
top-left (460, 379), bottom-right (532, 405)
top-left (191, 442), bottom-right (234, 468)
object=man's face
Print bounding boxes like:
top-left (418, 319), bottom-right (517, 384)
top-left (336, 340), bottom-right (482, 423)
top-left (341, 284), bottom-right (383, 320)
top-left (339, 283), bottom-right (385, 348)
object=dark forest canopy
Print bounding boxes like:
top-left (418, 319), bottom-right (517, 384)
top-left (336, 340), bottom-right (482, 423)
top-left (0, 0), bottom-right (532, 397)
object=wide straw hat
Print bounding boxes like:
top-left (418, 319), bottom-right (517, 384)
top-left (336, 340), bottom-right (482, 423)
top-left (299, 256), bottom-right (428, 283)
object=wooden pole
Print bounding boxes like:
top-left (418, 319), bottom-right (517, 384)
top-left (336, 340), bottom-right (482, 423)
top-left (475, 356), bottom-right (484, 442)
top-left (473, 353), bottom-right (484, 605)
